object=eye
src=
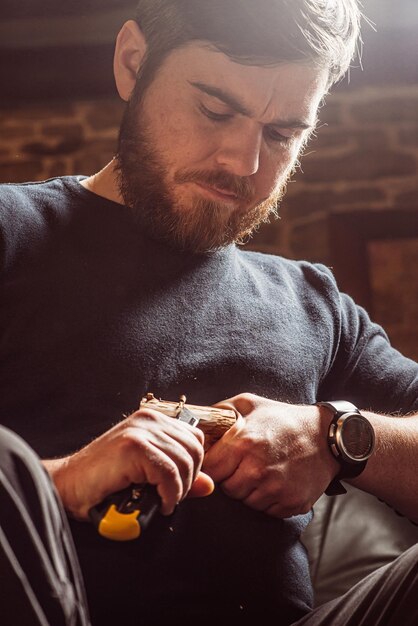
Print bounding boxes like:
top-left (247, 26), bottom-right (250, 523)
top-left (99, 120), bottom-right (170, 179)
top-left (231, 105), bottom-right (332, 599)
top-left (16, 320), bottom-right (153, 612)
top-left (264, 125), bottom-right (294, 145)
top-left (199, 103), bottom-right (233, 122)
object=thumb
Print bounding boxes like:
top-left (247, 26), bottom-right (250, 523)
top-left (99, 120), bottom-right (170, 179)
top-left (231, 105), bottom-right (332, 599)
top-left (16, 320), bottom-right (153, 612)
top-left (187, 471), bottom-right (215, 499)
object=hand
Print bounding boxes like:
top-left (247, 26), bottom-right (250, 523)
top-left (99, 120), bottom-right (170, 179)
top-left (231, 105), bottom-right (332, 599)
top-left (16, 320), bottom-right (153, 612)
top-left (203, 393), bottom-right (339, 518)
top-left (45, 407), bottom-right (214, 520)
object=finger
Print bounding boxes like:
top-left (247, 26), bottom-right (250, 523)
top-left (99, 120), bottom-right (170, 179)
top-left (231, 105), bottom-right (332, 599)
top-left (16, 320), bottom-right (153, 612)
top-left (126, 422), bottom-right (205, 495)
top-left (170, 419), bottom-right (205, 447)
top-left (132, 408), bottom-right (205, 449)
top-left (128, 435), bottom-right (202, 514)
top-left (145, 438), bottom-right (202, 509)
top-left (202, 414), bottom-right (246, 481)
top-left (244, 486), bottom-right (313, 518)
top-left (202, 439), bottom-right (241, 483)
top-left (243, 488), bottom-right (277, 511)
top-left (128, 443), bottom-right (183, 515)
top-left (155, 419), bottom-right (205, 483)
top-left (152, 428), bottom-right (204, 487)
top-left (241, 479), bottom-right (293, 513)
top-left (187, 471), bottom-right (215, 498)
top-left (213, 393), bottom-right (259, 417)
top-left (220, 472), bottom-right (255, 500)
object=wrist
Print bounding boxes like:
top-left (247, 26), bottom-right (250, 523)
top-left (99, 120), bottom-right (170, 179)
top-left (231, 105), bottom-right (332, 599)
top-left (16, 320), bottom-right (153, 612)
top-left (42, 456), bottom-right (76, 516)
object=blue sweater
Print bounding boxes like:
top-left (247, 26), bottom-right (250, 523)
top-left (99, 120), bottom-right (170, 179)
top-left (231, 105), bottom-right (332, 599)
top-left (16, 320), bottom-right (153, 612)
top-left (1, 176), bottom-right (417, 625)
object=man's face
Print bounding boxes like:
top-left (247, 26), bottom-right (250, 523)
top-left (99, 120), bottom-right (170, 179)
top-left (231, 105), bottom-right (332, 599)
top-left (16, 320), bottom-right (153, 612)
top-left (116, 43), bottom-right (328, 253)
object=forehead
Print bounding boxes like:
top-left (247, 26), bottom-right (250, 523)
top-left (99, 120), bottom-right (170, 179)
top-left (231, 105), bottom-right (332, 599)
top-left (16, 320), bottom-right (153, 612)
top-left (154, 42), bottom-right (329, 124)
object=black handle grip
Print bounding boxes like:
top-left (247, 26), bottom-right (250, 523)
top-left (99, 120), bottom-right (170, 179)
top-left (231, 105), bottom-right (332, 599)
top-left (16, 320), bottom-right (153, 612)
top-left (89, 483), bottom-right (160, 541)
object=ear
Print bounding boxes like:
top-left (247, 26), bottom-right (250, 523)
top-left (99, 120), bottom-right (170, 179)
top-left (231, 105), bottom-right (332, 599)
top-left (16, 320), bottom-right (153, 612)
top-left (113, 20), bottom-right (147, 101)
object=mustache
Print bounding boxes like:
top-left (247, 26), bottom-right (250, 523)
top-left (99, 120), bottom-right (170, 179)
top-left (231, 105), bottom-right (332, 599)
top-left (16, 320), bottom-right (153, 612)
top-left (174, 169), bottom-right (255, 203)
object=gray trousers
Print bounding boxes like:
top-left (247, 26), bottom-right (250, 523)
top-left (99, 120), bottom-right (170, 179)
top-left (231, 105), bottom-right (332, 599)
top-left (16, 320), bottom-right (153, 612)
top-left (0, 424), bottom-right (417, 626)
top-left (296, 544), bottom-right (418, 626)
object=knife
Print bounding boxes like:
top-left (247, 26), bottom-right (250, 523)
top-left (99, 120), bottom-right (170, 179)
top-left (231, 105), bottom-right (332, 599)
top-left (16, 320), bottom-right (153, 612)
top-left (88, 396), bottom-right (200, 541)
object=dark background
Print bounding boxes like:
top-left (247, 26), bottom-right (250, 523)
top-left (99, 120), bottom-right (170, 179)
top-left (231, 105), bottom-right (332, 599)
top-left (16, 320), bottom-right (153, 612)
top-left (0, 0), bottom-right (417, 104)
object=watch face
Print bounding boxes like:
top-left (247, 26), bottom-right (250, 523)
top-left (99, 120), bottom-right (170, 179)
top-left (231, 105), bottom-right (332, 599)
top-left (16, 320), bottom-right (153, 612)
top-left (338, 414), bottom-right (375, 462)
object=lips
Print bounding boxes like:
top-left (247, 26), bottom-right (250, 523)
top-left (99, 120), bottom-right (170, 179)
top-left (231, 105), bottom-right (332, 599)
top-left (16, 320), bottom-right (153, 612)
top-left (194, 181), bottom-right (240, 203)
top-left (211, 185), bottom-right (238, 198)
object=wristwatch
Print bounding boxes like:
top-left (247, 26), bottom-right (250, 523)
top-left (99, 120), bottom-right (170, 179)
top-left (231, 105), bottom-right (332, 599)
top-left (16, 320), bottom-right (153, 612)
top-left (317, 400), bottom-right (375, 496)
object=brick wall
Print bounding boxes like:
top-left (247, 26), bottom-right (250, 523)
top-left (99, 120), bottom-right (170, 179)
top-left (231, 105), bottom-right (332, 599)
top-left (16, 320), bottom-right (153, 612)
top-left (250, 84), bottom-right (418, 361)
top-left (0, 99), bottom-right (124, 183)
top-left (0, 83), bottom-right (417, 359)
top-left (249, 85), bottom-right (418, 259)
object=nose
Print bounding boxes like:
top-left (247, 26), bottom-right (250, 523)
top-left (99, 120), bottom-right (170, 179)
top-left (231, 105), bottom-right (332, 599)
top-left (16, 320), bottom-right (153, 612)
top-left (214, 127), bottom-right (262, 177)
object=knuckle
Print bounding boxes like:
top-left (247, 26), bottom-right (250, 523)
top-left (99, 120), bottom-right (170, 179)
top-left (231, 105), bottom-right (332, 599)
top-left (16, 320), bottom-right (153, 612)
top-left (247, 465), bottom-right (269, 483)
top-left (233, 392), bottom-right (259, 414)
top-left (171, 456), bottom-right (191, 481)
top-left (161, 461), bottom-right (180, 482)
top-left (187, 430), bottom-right (205, 455)
top-left (179, 436), bottom-right (203, 466)
top-left (219, 482), bottom-right (235, 498)
top-left (193, 426), bottom-right (205, 445)
top-left (238, 392), bottom-right (258, 405)
top-left (130, 407), bottom-right (160, 422)
top-left (119, 428), bottom-right (146, 452)
top-left (234, 433), bottom-right (254, 454)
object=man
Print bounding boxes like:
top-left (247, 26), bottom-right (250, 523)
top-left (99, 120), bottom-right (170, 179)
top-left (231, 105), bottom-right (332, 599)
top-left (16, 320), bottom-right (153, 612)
top-left (0, 1), bottom-right (417, 625)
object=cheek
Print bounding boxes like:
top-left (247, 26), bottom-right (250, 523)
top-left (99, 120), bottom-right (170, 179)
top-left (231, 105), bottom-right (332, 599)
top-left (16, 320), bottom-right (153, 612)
top-left (143, 93), bottom-right (194, 154)
top-left (161, 117), bottom-right (215, 170)
top-left (255, 149), bottom-right (293, 195)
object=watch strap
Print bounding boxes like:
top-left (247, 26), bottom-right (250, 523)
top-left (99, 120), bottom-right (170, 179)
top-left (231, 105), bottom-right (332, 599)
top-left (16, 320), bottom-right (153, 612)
top-left (325, 460), bottom-right (367, 496)
top-left (325, 479), bottom-right (347, 496)
top-left (318, 400), bottom-right (359, 415)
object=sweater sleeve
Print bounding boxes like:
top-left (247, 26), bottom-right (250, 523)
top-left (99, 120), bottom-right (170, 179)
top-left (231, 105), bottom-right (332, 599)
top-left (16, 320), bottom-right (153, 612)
top-left (318, 282), bottom-right (418, 414)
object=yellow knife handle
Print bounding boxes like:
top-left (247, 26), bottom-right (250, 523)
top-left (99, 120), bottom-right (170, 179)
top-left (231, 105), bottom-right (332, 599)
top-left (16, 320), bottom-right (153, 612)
top-left (89, 484), bottom-right (160, 541)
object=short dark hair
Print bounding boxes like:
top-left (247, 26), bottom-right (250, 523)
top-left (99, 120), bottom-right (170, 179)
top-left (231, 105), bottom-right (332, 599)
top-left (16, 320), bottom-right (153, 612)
top-left (134, 0), bottom-right (362, 88)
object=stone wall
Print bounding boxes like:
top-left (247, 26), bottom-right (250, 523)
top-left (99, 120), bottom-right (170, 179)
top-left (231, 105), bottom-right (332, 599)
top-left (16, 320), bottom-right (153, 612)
top-left (0, 83), bottom-right (417, 360)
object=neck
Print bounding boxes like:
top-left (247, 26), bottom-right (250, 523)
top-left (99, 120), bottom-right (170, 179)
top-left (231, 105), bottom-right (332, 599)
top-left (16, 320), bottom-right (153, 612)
top-left (79, 159), bottom-right (124, 205)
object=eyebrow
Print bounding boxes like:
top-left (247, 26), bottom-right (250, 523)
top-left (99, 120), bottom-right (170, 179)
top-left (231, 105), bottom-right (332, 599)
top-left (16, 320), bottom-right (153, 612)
top-left (189, 80), bottom-right (315, 130)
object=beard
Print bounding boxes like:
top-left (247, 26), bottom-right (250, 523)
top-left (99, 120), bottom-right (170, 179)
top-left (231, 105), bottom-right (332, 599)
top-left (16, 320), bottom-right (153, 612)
top-left (115, 89), bottom-right (294, 255)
